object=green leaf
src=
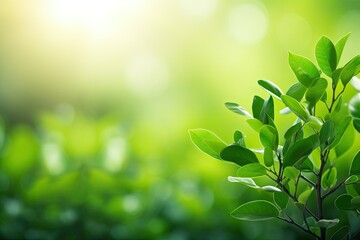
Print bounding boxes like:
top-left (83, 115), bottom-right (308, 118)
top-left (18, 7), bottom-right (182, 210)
top-left (350, 150), bottom-right (360, 175)
top-left (288, 52), bottom-right (320, 87)
top-left (246, 118), bottom-right (264, 132)
top-left (298, 188), bottom-right (314, 204)
top-left (305, 78), bottom-right (328, 104)
top-left (329, 115), bottom-right (352, 149)
top-left (234, 130), bottom-right (246, 147)
top-left (330, 226), bottom-right (349, 240)
top-left (228, 177), bottom-right (281, 192)
top-left (334, 95), bottom-right (343, 112)
top-left (345, 175), bottom-right (359, 185)
top-left (284, 122), bottom-right (303, 139)
top-left (273, 191), bottom-right (289, 209)
top-left (231, 200), bottom-right (279, 221)
top-left (335, 194), bottom-right (356, 210)
top-left (252, 96), bottom-right (265, 119)
top-left (349, 93), bottom-right (360, 133)
top-left (259, 96), bottom-right (274, 124)
top-left (335, 33), bottom-right (350, 64)
top-left (332, 68), bottom-right (342, 88)
top-left (283, 134), bottom-right (319, 168)
top-left (259, 125), bottom-right (278, 150)
top-left (236, 163), bottom-right (267, 178)
top-left (189, 129), bottom-right (227, 159)
top-left (316, 219), bottom-right (339, 229)
top-left (316, 36), bottom-right (337, 77)
top-left (225, 102), bottom-right (252, 117)
top-left (283, 166), bottom-right (300, 181)
top-left (340, 55), bottom-right (360, 86)
top-left (263, 146), bottom-right (274, 167)
top-left (351, 196), bottom-right (360, 208)
top-left (320, 119), bottom-right (336, 151)
top-left (301, 158), bottom-right (314, 172)
top-left (286, 82), bottom-right (307, 101)
top-left (321, 168), bottom-right (337, 190)
top-left (258, 80), bottom-right (283, 99)
top-left (281, 95), bottom-right (310, 122)
top-left (220, 145), bottom-right (258, 166)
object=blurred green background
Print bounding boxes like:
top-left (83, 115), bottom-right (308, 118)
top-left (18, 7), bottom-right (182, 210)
top-left (1, 0), bottom-right (360, 239)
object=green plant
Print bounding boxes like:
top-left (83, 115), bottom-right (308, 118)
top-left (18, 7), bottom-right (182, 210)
top-left (190, 34), bottom-right (360, 240)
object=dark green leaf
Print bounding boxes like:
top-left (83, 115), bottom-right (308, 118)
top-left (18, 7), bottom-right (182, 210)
top-left (316, 219), bottom-right (339, 229)
top-left (220, 145), bottom-right (258, 166)
top-left (286, 82), bottom-right (307, 101)
top-left (236, 163), bottom-right (267, 178)
top-left (332, 68), bottom-right (342, 88)
top-left (354, 118), bottom-right (360, 133)
top-left (329, 115), bottom-right (352, 149)
top-left (351, 196), bottom-right (360, 208)
top-left (350, 93), bottom-right (360, 133)
top-left (281, 95), bottom-right (310, 122)
top-left (334, 95), bottom-right (343, 112)
top-left (264, 146), bottom-right (274, 167)
top-left (273, 191), bottom-right (289, 209)
top-left (316, 36), bottom-right (337, 77)
top-left (283, 134), bottom-right (319, 168)
top-left (335, 33), bottom-right (350, 64)
top-left (301, 158), bottom-right (314, 172)
top-left (284, 122), bottom-right (303, 139)
top-left (305, 78), bottom-right (328, 104)
top-left (288, 52), bottom-right (320, 87)
top-left (321, 168), bottom-right (337, 190)
top-left (335, 194), bottom-right (356, 210)
top-left (234, 130), bottom-right (246, 147)
top-left (350, 150), bottom-right (360, 175)
top-left (258, 80), bottom-right (283, 99)
top-left (340, 55), bottom-right (360, 86)
top-left (259, 96), bottom-right (274, 124)
top-left (321, 90), bottom-right (328, 103)
top-left (252, 96), bottom-right (265, 119)
top-left (320, 119), bottom-right (336, 151)
top-left (330, 226), bottom-right (349, 240)
top-left (345, 175), bottom-right (358, 185)
top-left (225, 102), bottom-right (252, 117)
top-left (189, 129), bottom-right (227, 159)
top-left (231, 200), bottom-right (279, 221)
top-left (259, 125), bottom-right (278, 150)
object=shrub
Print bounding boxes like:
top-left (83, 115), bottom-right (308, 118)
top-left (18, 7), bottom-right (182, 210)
top-left (190, 34), bottom-right (360, 240)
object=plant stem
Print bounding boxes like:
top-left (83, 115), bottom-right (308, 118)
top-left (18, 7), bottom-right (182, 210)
top-left (317, 149), bottom-right (329, 240)
top-left (322, 177), bottom-right (348, 199)
top-left (277, 216), bottom-right (320, 239)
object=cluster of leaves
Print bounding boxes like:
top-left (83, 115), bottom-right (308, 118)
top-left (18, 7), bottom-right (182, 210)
top-left (190, 34), bottom-right (360, 240)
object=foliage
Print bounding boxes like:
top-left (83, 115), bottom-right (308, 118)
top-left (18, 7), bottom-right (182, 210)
top-left (190, 34), bottom-right (360, 240)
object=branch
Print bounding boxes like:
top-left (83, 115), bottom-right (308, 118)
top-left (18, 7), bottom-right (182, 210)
top-left (322, 177), bottom-right (348, 199)
top-left (300, 174), bottom-right (316, 187)
top-left (277, 216), bottom-right (320, 239)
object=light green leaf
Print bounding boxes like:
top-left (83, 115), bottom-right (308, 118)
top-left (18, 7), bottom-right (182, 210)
top-left (246, 118), bottom-right (264, 132)
top-left (258, 80), bottom-right (283, 99)
top-left (236, 163), bottom-right (267, 178)
top-left (288, 52), bottom-right (320, 87)
top-left (335, 194), bottom-right (356, 210)
top-left (340, 55), bottom-right (360, 86)
top-left (284, 122), bottom-right (303, 139)
top-left (345, 175), bottom-right (359, 185)
top-left (335, 33), bottom-right (350, 64)
top-left (283, 166), bottom-right (300, 181)
top-left (316, 219), bottom-right (339, 229)
top-left (259, 125), bottom-right (278, 150)
top-left (332, 68), bottom-right (342, 88)
top-left (316, 36), bottom-right (337, 77)
top-left (225, 102), bottom-right (252, 117)
top-left (273, 191), bottom-right (289, 209)
top-left (330, 226), bottom-right (349, 240)
top-left (252, 96), bottom-right (265, 119)
top-left (350, 150), bottom-right (360, 175)
top-left (286, 82), bottom-right (307, 101)
top-left (263, 146), bottom-right (274, 167)
top-left (283, 134), bottom-right (319, 168)
top-left (298, 188), bottom-right (314, 204)
top-left (231, 200), bottom-right (279, 221)
top-left (305, 78), bottom-right (328, 104)
top-left (228, 176), bottom-right (281, 192)
top-left (189, 129), bottom-right (227, 159)
top-left (281, 95), bottom-right (310, 122)
top-left (220, 145), bottom-right (258, 166)
top-left (321, 168), bottom-right (337, 190)
top-left (261, 186), bottom-right (281, 192)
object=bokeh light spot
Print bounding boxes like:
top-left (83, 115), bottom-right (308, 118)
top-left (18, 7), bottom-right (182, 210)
top-left (179, 0), bottom-right (218, 19)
